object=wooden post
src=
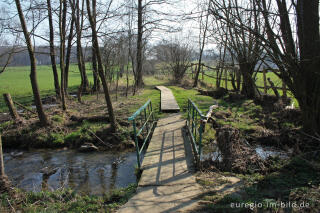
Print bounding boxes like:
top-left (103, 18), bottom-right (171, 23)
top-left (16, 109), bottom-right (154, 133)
top-left (225, 69), bottom-right (228, 90)
top-left (3, 93), bottom-right (20, 121)
top-left (263, 69), bottom-right (267, 94)
top-left (193, 65), bottom-right (197, 79)
top-left (267, 77), bottom-right (280, 98)
top-left (201, 64), bottom-right (204, 81)
top-left (0, 135), bottom-right (5, 177)
top-left (282, 80), bottom-right (287, 98)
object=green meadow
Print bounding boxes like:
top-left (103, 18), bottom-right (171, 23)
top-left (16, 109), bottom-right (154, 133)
top-left (0, 64), bottom-right (93, 97)
top-left (0, 63), bottom-right (298, 112)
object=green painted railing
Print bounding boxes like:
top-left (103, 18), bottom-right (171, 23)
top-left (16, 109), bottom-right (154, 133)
top-left (128, 99), bottom-right (156, 169)
top-left (186, 99), bottom-right (206, 165)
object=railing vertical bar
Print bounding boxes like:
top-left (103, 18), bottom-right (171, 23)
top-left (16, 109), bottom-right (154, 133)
top-left (132, 120), bottom-right (141, 169)
top-left (144, 108), bottom-right (149, 133)
top-left (186, 98), bottom-right (208, 167)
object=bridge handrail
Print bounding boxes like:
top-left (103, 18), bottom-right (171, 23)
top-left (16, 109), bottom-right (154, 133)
top-left (128, 99), bottom-right (156, 169)
top-left (186, 99), bottom-right (206, 165)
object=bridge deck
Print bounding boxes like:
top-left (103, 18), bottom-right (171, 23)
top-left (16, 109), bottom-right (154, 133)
top-left (156, 86), bottom-right (180, 112)
top-left (118, 114), bottom-right (202, 213)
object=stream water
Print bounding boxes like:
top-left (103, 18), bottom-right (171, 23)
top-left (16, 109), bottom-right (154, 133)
top-left (202, 145), bottom-right (289, 162)
top-left (3, 149), bottom-right (137, 195)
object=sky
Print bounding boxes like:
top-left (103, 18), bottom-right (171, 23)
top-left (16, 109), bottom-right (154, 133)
top-left (0, 0), bottom-right (212, 51)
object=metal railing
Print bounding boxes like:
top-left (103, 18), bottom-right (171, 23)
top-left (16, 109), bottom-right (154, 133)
top-left (186, 99), bottom-right (206, 165)
top-left (128, 99), bottom-right (156, 169)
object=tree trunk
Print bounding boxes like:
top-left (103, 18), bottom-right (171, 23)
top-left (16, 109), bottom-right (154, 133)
top-left (295, 0), bottom-right (320, 134)
top-left (47, 0), bottom-right (61, 99)
top-left (15, 0), bottom-right (49, 126)
top-left (59, 0), bottom-right (67, 110)
top-left (135, 0), bottom-right (144, 88)
top-left (86, 0), bottom-right (117, 132)
top-left (91, 0), bottom-right (100, 92)
top-left (3, 93), bottom-right (20, 121)
top-left (193, 6), bottom-right (209, 88)
top-left (239, 62), bottom-right (256, 99)
top-left (92, 50), bottom-right (100, 92)
top-left (65, 14), bottom-right (75, 92)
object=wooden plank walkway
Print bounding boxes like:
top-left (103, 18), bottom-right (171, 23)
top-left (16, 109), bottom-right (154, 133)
top-left (118, 114), bottom-right (202, 213)
top-left (156, 86), bottom-right (180, 112)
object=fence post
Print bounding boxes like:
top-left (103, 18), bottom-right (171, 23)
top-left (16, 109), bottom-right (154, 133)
top-left (3, 93), bottom-right (20, 121)
top-left (0, 135), bottom-right (5, 177)
top-left (198, 121), bottom-right (204, 163)
top-left (263, 69), bottom-right (267, 94)
top-left (282, 80), bottom-right (287, 98)
top-left (225, 69), bottom-right (228, 90)
top-left (201, 65), bottom-right (204, 81)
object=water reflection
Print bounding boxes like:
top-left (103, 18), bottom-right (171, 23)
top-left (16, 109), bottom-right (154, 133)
top-left (3, 149), bottom-right (137, 195)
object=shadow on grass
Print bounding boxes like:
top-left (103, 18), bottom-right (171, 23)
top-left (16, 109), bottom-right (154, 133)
top-left (197, 155), bottom-right (320, 212)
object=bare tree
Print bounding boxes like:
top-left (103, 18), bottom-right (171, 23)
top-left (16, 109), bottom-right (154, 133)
top-left (69, 0), bottom-right (89, 102)
top-left (14, 0), bottom-right (50, 126)
top-left (210, 0), bottom-right (264, 98)
top-left (257, 0), bottom-right (320, 134)
top-left (155, 40), bottom-right (192, 83)
top-left (86, 0), bottom-right (117, 132)
top-left (59, 0), bottom-right (67, 110)
top-left (193, 1), bottom-right (210, 88)
top-left (209, 0), bottom-right (320, 134)
top-left (91, 0), bottom-right (100, 92)
top-left (135, 0), bottom-right (144, 88)
top-left (64, 8), bottom-right (75, 93)
top-left (46, 0), bottom-right (61, 99)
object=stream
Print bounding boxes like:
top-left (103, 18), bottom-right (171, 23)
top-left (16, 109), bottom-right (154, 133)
top-left (202, 145), bottom-right (290, 162)
top-left (3, 149), bottom-right (137, 195)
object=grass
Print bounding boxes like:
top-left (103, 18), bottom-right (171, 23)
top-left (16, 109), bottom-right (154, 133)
top-left (196, 154), bottom-right (320, 212)
top-left (193, 69), bottom-right (298, 107)
top-left (0, 64), bottom-right (92, 111)
top-left (0, 63), bottom-right (133, 112)
top-left (0, 184), bottom-right (137, 212)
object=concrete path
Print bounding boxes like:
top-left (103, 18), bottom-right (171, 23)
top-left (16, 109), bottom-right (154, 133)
top-left (156, 86), bottom-right (180, 112)
top-left (118, 114), bottom-right (202, 213)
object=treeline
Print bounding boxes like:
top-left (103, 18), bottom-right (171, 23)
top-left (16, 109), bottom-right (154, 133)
top-left (0, 46), bottom-right (92, 66)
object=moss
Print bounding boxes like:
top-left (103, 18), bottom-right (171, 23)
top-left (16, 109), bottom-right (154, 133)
top-left (49, 133), bottom-right (65, 145)
top-left (51, 114), bottom-right (64, 123)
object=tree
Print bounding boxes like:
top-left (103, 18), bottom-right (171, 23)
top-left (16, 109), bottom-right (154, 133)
top-left (46, 0), bottom-right (61, 99)
top-left (257, 0), bottom-right (320, 134)
top-left (91, 0), bottom-right (100, 92)
top-left (135, 0), bottom-right (144, 88)
top-left (86, 0), bottom-right (117, 132)
top-left (69, 0), bottom-right (89, 102)
top-left (59, 0), bottom-right (67, 110)
top-left (209, 0), bottom-right (320, 134)
top-left (155, 40), bottom-right (192, 83)
top-left (193, 1), bottom-right (210, 88)
top-left (14, 0), bottom-right (50, 126)
top-left (210, 0), bottom-right (264, 98)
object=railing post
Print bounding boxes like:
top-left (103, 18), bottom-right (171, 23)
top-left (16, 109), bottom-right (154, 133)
top-left (144, 108), bottom-right (149, 133)
top-left (150, 101), bottom-right (155, 121)
top-left (132, 120), bottom-right (141, 169)
top-left (192, 106), bottom-right (195, 134)
top-left (198, 120), bottom-right (204, 162)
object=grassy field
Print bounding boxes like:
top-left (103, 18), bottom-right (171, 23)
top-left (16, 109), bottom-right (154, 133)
top-left (189, 69), bottom-right (298, 107)
top-left (0, 64), bottom-right (137, 112)
top-left (0, 63), bottom-right (298, 112)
